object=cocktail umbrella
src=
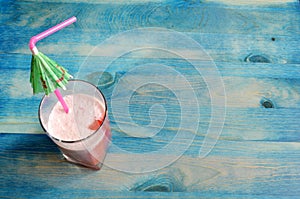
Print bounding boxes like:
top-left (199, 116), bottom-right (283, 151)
top-left (29, 17), bottom-right (77, 113)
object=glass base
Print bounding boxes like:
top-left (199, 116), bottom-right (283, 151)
top-left (63, 154), bottom-right (102, 170)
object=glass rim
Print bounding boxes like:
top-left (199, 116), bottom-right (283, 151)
top-left (38, 79), bottom-right (108, 143)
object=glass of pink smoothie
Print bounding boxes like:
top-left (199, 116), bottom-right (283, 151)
top-left (39, 79), bottom-right (111, 170)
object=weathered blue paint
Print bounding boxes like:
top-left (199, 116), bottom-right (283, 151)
top-left (0, 0), bottom-right (300, 198)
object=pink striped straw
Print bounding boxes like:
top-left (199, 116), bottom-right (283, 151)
top-left (29, 16), bottom-right (77, 113)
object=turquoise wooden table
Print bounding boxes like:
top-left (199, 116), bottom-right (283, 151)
top-left (1, 0), bottom-right (300, 198)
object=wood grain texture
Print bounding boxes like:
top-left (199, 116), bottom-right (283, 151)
top-left (1, 133), bottom-right (299, 198)
top-left (0, 0), bottom-right (299, 198)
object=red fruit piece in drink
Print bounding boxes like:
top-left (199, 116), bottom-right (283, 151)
top-left (88, 119), bottom-right (103, 130)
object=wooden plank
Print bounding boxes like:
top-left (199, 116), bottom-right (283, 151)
top-left (1, 54), bottom-right (300, 79)
top-left (205, 0), bottom-right (296, 6)
top-left (2, 30), bottom-right (300, 64)
top-left (1, 133), bottom-right (299, 197)
top-left (1, 1), bottom-right (299, 36)
top-left (1, 105), bottom-right (300, 141)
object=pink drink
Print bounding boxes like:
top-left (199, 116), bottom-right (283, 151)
top-left (39, 80), bottom-right (111, 170)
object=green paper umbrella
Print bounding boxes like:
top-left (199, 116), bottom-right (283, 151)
top-left (30, 51), bottom-right (72, 95)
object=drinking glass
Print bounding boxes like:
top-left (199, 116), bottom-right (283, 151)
top-left (39, 79), bottom-right (111, 170)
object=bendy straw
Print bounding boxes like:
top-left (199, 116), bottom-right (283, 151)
top-left (29, 16), bottom-right (77, 113)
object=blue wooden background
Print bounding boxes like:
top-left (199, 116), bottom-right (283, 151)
top-left (1, 0), bottom-right (300, 198)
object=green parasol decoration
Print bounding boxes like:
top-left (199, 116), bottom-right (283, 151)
top-left (30, 51), bottom-right (72, 95)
